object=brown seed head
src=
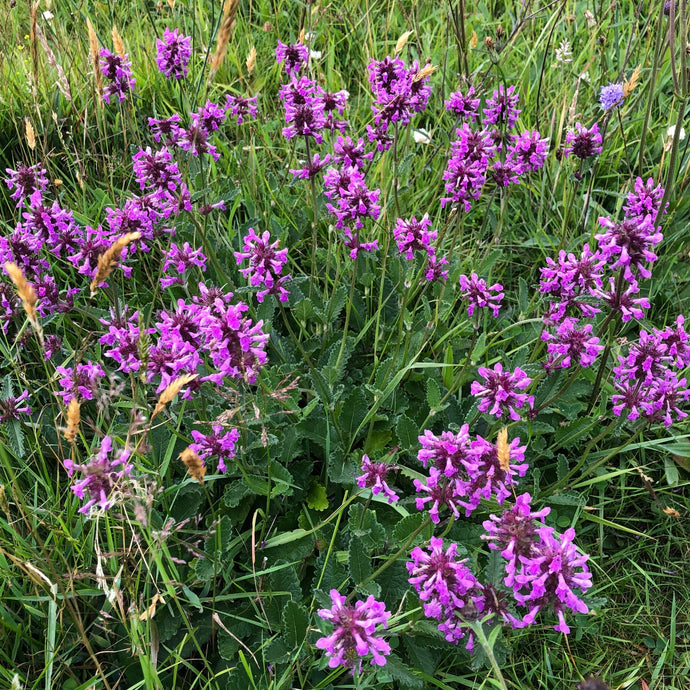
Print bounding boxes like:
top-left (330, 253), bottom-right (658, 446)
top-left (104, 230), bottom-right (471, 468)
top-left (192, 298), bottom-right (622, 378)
top-left (64, 398), bottom-right (81, 443)
top-left (25, 118), bottom-right (36, 150)
top-left (151, 373), bottom-right (198, 420)
top-left (112, 25), bottom-right (126, 58)
top-left (90, 232), bottom-right (140, 296)
top-left (413, 63), bottom-right (437, 82)
top-left (623, 64), bottom-right (641, 98)
top-left (395, 30), bottom-right (413, 55)
top-left (180, 447), bottom-right (206, 484)
top-left (246, 46), bottom-right (256, 74)
top-left (497, 427), bottom-right (510, 471)
top-left (4, 262), bottom-right (42, 343)
top-left (210, 0), bottom-right (240, 77)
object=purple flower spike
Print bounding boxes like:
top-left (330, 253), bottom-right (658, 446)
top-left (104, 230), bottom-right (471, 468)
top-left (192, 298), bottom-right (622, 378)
top-left (445, 86), bottom-right (480, 121)
top-left (512, 526), bottom-right (592, 634)
top-left (600, 82), bottom-right (624, 111)
top-left (161, 242), bottom-right (207, 288)
top-left (5, 164), bottom-right (49, 208)
top-left (190, 424), bottom-right (240, 473)
top-left (100, 306), bottom-right (153, 373)
top-left (224, 94), bottom-right (259, 124)
top-left (99, 48), bottom-right (136, 103)
top-left (156, 28), bottom-right (192, 80)
top-left (541, 317), bottom-right (603, 371)
top-left (563, 122), bottom-right (603, 159)
top-left (0, 389), bottom-right (31, 423)
top-left (483, 85), bottom-right (521, 129)
top-left (234, 228), bottom-right (291, 302)
top-left (55, 362), bottom-right (106, 404)
top-left (624, 177), bottom-right (666, 218)
top-left (275, 40), bottom-right (309, 74)
top-left (459, 273), bottom-right (504, 317)
top-left (471, 363), bottom-right (534, 420)
top-left (393, 214), bottom-right (436, 259)
top-left (64, 436), bottom-right (132, 514)
top-left (290, 153), bottom-right (331, 180)
top-left (508, 129), bottom-right (550, 172)
top-left (356, 454), bottom-right (398, 503)
top-left (417, 426), bottom-right (476, 478)
top-left (316, 590), bottom-right (391, 672)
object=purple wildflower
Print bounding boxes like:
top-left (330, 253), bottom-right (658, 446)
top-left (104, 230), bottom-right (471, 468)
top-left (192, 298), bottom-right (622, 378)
top-left (161, 242), bottom-right (207, 288)
top-left (439, 146), bottom-right (487, 211)
top-left (599, 82), bottom-right (624, 111)
top-left (393, 214), bottom-right (436, 259)
top-left (5, 164), bottom-right (49, 207)
top-left (513, 526), bottom-right (592, 634)
top-left (275, 41), bottom-right (309, 74)
top-left (323, 166), bottom-right (381, 232)
top-left (333, 136), bottom-right (374, 169)
top-left (99, 306), bottom-right (152, 373)
top-left (356, 455), bottom-right (398, 503)
top-left (99, 48), bottom-right (136, 103)
top-left (541, 317), bottom-right (603, 371)
top-left (192, 100), bottom-right (227, 133)
top-left (471, 363), bottom-right (534, 420)
top-left (0, 389), bottom-right (31, 423)
top-left (624, 177), bottom-right (666, 218)
top-left (507, 129), bottom-right (550, 172)
top-left (483, 85), bottom-right (521, 129)
top-left (425, 253), bottom-right (449, 282)
top-left (156, 28), bottom-right (192, 80)
top-left (655, 315), bottom-right (690, 368)
top-left (459, 273), bottom-right (504, 317)
top-left (417, 426), bottom-right (477, 478)
top-left (176, 124), bottom-right (220, 160)
top-left (55, 362), bottom-right (106, 404)
top-left (315, 590), bottom-right (391, 671)
top-left (280, 77), bottom-right (327, 143)
top-left (490, 158), bottom-right (523, 186)
top-left (445, 86), bottom-right (480, 121)
top-left (413, 468), bottom-right (466, 523)
top-left (289, 153), bottom-right (332, 180)
top-left (234, 228), bottom-right (290, 303)
top-left (132, 147), bottom-right (182, 195)
top-left (563, 122), bottom-right (603, 159)
top-left (593, 277), bottom-right (650, 322)
top-left (148, 114), bottom-right (183, 145)
top-left (224, 94), bottom-right (259, 124)
top-left (64, 436), bottom-right (133, 514)
top-left (190, 424), bottom-right (240, 473)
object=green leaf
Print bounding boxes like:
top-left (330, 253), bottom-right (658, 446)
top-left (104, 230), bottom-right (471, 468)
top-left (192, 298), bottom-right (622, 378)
top-left (393, 513), bottom-right (432, 544)
top-left (3, 419), bottom-right (25, 459)
top-left (442, 344), bottom-right (454, 389)
top-left (348, 504), bottom-right (386, 549)
top-left (348, 536), bottom-right (372, 585)
top-left (518, 277), bottom-right (529, 315)
top-left (554, 417), bottom-right (593, 447)
top-left (269, 462), bottom-right (294, 498)
top-left (268, 561), bottom-right (302, 601)
top-left (426, 378), bottom-right (442, 410)
top-left (337, 388), bottom-right (368, 441)
top-left (294, 298), bottom-right (314, 321)
top-left (395, 414), bottom-right (419, 450)
top-left (557, 454), bottom-right (569, 483)
top-left (224, 479), bottom-right (257, 508)
top-left (282, 600), bottom-right (309, 647)
top-left (384, 654), bottom-right (424, 689)
top-left (263, 636), bottom-right (291, 664)
top-left (307, 481), bottom-right (329, 511)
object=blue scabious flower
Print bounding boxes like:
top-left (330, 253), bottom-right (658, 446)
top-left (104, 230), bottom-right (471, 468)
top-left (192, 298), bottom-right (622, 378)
top-left (600, 82), bottom-right (625, 111)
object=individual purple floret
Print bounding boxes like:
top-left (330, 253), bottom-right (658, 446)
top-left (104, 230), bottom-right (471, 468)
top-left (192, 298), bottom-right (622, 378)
top-left (417, 426), bottom-right (477, 478)
top-left (289, 153), bottom-right (332, 180)
top-left (640, 371), bottom-right (690, 428)
top-left (393, 214), bottom-right (437, 259)
top-left (445, 86), bottom-right (480, 121)
top-left (459, 273), bottom-right (504, 317)
top-left (413, 468), bottom-right (470, 524)
top-left (323, 165), bottom-right (381, 232)
top-left (655, 315), bottom-right (690, 368)
top-left (275, 40), bottom-right (309, 74)
top-left (507, 129), bottom-right (550, 172)
top-left (512, 526), bottom-right (592, 634)
top-left (99, 48), bottom-right (136, 103)
top-left (595, 214), bottom-right (662, 281)
top-left (99, 306), bottom-right (152, 373)
top-left (563, 122), bottom-right (603, 160)
top-left (356, 454), bottom-right (398, 503)
top-left (471, 363), bottom-right (534, 420)
top-left (234, 228), bottom-right (291, 302)
top-left (148, 114), bottom-right (183, 145)
top-left (613, 329), bottom-right (670, 385)
top-left (191, 100), bottom-right (227, 133)
top-left (66, 224), bottom-right (116, 280)
top-left (483, 493), bottom-right (550, 588)
top-left (224, 94), bottom-right (259, 124)
top-left (333, 136), bottom-right (374, 169)
top-left (490, 158), bottom-right (523, 187)
top-left (161, 242), bottom-right (207, 288)
top-left (599, 82), bottom-right (624, 111)
top-left (624, 177), bottom-right (666, 218)
top-left (315, 589), bottom-right (391, 672)
top-left (156, 28), bottom-right (192, 80)
top-left (64, 436), bottom-right (133, 514)
top-left (190, 424), bottom-right (240, 473)
top-left (320, 89), bottom-right (349, 131)
top-left (55, 362), bottom-right (107, 404)
top-left (0, 389), bottom-right (31, 423)
top-left (539, 243), bottom-right (605, 305)
top-left (176, 123), bottom-right (220, 160)
top-left (483, 85), bottom-right (521, 129)
top-left (593, 277), bottom-right (650, 322)
top-left (439, 149), bottom-right (487, 211)
top-left (541, 317), bottom-right (603, 371)
top-left (342, 229), bottom-right (379, 260)
top-left (5, 164), bottom-right (49, 207)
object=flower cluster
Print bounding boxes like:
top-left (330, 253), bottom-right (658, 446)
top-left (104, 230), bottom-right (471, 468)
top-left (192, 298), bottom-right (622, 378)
top-left (189, 424), bottom-right (240, 473)
top-left (600, 82), bottom-right (624, 111)
top-left (0, 389), bottom-right (31, 424)
top-left (234, 228), bottom-right (291, 302)
top-left (563, 122), bottom-right (603, 160)
top-left (156, 28), bottom-right (192, 80)
top-left (99, 48), bottom-right (136, 103)
top-left (316, 590), bottom-right (391, 672)
top-left (459, 273), bottom-right (504, 317)
top-left (161, 242), bottom-right (207, 288)
top-left (64, 436), bottom-right (133, 514)
top-left (471, 363), bottom-right (534, 420)
top-left (356, 455), bottom-right (398, 503)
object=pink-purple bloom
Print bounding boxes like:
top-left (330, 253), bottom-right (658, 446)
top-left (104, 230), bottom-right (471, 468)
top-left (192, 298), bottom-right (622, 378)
top-left (5, 164), bottom-right (49, 207)
top-left (156, 28), bottom-right (192, 80)
top-left (64, 436), bottom-right (132, 514)
top-left (471, 363), bottom-right (534, 420)
top-left (356, 455), bottom-right (398, 503)
top-left (189, 424), bottom-right (240, 473)
top-left (541, 317), bottom-right (603, 371)
top-left (445, 86), bottom-right (480, 121)
top-left (393, 214), bottom-right (436, 259)
top-left (316, 590), bottom-right (391, 671)
top-left (234, 228), bottom-right (291, 303)
top-left (563, 122), bottom-right (603, 159)
top-left (99, 48), bottom-right (136, 103)
top-left (224, 94), bottom-right (259, 124)
top-left (55, 362), bottom-right (106, 404)
top-left (161, 242), bottom-right (207, 288)
top-left (275, 40), bottom-right (309, 74)
top-left (0, 389), bottom-right (31, 423)
top-left (483, 85), bottom-right (521, 129)
top-left (459, 273), bottom-right (504, 317)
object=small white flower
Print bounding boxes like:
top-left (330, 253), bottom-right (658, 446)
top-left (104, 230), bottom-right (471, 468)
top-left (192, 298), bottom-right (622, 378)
top-left (309, 49), bottom-right (322, 60)
top-left (42, 10), bottom-right (54, 20)
top-left (412, 128), bottom-right (431, 144)
top-left (579, 70), bottom-right (591, 83)
top-left (664, 124), bottom-right (687, 151)
top-left (584, 10), bottom-right (597, 28)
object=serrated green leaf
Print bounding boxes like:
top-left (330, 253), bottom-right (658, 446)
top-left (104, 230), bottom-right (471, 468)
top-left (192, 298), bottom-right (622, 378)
top-left (264, 636), bottom-right (291, 664)
top-left (224, 481), bottom-right (257, 508)
top-left (4, 419), bottom-right (25, 459)
top-left (393, 513), bottom-right (432, 544)
top-left (348, 504), bottom-right (386, 549)
top-left (269, 462), bottom-right (294, 498)
top-left (395, 414), bottom-right (419, 450)
top-left (348, 536), bottom-right (371, 585)
top-left (548, 491), bottom-right (585, 506)
top-left (384, 654), bottom-right (424, 689)
top-left (307, 481), bottom-right (329, 511)
top-left (282, 600), bottom-right (309, 647)
top-left (268, 561), bottom-right (302, 601)
top-left (294, 298), bottom-right (314, 321)
top-left (426, 378), bottom-right (441, 410)
top-left (337, 388), bottom-right (368, 441)
top-left (518, 277), bottom-right (529, 314)
top-left (557, 454), bottom-right (569, 483)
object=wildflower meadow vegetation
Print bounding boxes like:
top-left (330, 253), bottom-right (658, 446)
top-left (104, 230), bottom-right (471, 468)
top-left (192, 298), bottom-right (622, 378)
top-left (1, 0), bottom-right (689, 688)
